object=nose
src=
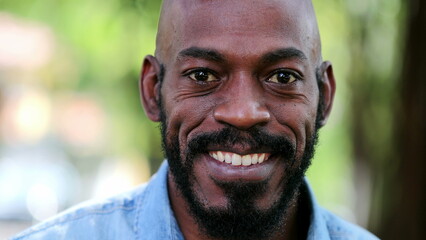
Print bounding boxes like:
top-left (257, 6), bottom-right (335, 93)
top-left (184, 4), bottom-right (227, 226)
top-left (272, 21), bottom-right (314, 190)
top-left (213, 78), bottom-right (271, 130)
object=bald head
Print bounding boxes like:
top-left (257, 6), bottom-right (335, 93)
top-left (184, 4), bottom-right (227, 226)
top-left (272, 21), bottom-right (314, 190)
top-left (140, 1), bottom-right (336, 239)
top-left (155, 0), bottom-right (322, 66)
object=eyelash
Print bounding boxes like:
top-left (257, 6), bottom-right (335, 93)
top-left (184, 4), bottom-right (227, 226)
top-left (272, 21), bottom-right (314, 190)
top-left (183, 68), bottom-right (219, 82)
top-left (182, 68), bottom-right (303, 83)
top-left (183, 68), bottom-right (216, 76)
top-left (267, 69), bottom-right (302, 80)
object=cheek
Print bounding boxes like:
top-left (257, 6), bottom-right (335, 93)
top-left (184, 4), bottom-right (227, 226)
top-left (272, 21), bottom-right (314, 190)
top-left (271, 100), bottom-right (318, 156)
top-left (163, 95), bottom-right (216, 148)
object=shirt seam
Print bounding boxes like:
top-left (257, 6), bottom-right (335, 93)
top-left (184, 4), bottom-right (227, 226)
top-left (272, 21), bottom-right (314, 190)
top-left (134, 181), bottom-right (151, 240)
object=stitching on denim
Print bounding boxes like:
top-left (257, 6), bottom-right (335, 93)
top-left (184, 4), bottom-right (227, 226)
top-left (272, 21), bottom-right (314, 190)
top-left (134, 184), bottom-right (150, 240)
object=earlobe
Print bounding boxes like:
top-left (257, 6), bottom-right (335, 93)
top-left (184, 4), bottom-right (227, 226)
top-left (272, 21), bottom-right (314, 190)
top-left (317, 61), bottom-right (336, 127)
top-left (140, 55), bottom-right (162, 122)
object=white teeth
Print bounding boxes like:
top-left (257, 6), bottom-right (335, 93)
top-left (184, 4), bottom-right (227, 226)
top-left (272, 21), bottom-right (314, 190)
top-left (209, 151), bottom-right (270, 166)
top-left (217, 151), bottom-right (225, 162)
top-left (258, 153), bottom-right (265, 163)
top-left (225, 153), bottom-right (232, 163)
top-left (231, 154), bottom-right (242, 166)
top-left (242, 155), bottom-right (251, 166)
top-left (251, 154), bottom-right (258, 164)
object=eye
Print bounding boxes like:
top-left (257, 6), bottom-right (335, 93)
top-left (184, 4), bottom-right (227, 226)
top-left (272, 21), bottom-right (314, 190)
top-left (187, 70), bottom-right (218, 82)
top-left (267, 71), bottom-right (299, 84)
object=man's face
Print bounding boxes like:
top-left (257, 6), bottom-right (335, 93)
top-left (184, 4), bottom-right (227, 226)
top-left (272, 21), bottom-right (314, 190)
top-left (142, 0), bottom-right (334, 239)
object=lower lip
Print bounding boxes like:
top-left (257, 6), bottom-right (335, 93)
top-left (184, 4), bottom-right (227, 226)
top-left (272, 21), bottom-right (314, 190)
top-left (201, 153), bottom-right (279, 182)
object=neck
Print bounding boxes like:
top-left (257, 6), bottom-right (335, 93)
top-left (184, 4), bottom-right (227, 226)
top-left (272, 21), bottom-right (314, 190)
top-left (167, 171), bottom-right (307, 240)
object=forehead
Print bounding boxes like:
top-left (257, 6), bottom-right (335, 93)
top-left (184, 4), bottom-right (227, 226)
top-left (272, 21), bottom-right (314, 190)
top-left (160, 0), bottom-right (319, 64)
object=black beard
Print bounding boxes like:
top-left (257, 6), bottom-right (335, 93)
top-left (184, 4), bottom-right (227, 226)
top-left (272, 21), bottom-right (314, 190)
top-left (160, 118), bottom-right (319, 240)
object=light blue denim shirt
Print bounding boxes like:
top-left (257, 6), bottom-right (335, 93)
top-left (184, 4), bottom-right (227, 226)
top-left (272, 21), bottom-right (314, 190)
top-left (13, 161), bottom-right (378, 240)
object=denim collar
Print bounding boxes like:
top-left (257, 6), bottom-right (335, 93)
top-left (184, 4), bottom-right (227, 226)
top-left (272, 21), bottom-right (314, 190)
top-left (137, 161), bottom-right (184, 240)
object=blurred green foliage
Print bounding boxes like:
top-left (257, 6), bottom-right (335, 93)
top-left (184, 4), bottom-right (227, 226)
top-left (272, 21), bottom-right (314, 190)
top-left (1, 0), bottom-right (164, 171)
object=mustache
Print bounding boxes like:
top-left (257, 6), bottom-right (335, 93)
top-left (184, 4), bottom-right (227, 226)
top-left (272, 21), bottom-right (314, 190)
top-left (186, 126), bottom-right (296, 161)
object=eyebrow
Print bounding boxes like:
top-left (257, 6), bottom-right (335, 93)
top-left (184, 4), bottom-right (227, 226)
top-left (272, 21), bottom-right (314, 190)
top-left (177, 47), bottom-right (226, 63)
top-left (260, 48), bottom-right (308, 65)
top-left (176, 46), bottom-right (307, 65)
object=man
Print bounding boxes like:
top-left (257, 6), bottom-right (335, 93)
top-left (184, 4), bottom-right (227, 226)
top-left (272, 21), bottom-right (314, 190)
top-left (14, 0), bottom-right (378, 239)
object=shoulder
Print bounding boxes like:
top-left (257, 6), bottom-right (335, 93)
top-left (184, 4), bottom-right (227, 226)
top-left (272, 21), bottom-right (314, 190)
top-left (303, 179), bottom-right (380, 240)
top-left (12, 183), bottom-right (149, 240)
top-left (318, 207), bottom-right (379, 240)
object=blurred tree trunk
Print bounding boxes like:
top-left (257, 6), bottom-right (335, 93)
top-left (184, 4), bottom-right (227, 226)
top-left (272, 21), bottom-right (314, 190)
top-left (379, 0), bottom-right (426, 238)
top-left (344, 1), bottom-right (400, 230)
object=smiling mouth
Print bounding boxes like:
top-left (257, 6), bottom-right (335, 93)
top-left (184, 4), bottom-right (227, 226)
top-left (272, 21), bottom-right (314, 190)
top-left (208, 151), bottom-right (271, 166)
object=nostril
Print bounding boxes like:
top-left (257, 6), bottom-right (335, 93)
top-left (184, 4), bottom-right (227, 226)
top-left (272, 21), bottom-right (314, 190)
top-left (213, 102), bottom-right (270, 129)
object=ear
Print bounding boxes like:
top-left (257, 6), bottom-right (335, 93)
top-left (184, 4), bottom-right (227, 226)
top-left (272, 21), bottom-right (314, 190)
top-left (317, 61), bottom-right (336, 127)
top-left (140, 55), bottom-right (162, 122)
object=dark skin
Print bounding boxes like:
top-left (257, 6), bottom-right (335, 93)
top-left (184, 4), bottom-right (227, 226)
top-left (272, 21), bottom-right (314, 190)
top-left (140, 0), bottom-right (336, 239)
